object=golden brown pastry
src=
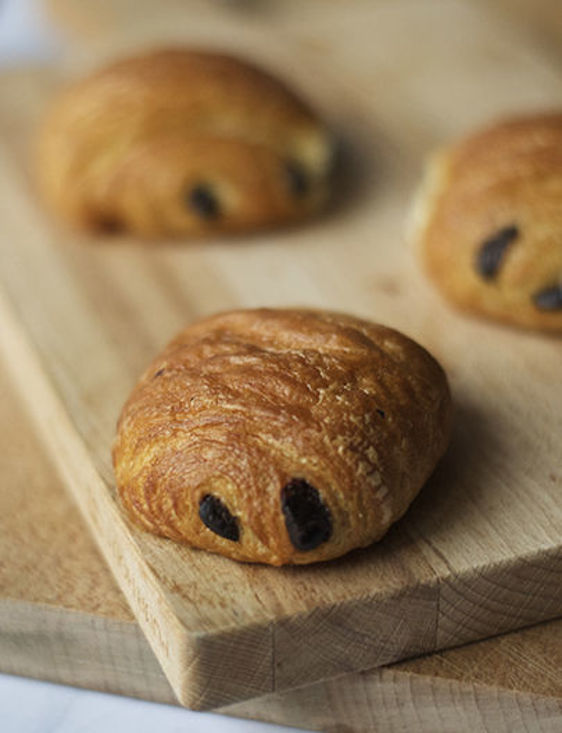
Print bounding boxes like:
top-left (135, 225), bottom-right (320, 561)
top-left (412, 114), bottom-right (562, 331)
top-left (37, 49), bottom-right (334, 237)
top-left (113, 308), bottom-right (452, 565)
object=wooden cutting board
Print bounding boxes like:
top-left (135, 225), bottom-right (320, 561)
top-left (1, 350), bottom-right (561, 732)
top-left (1, 0), bottom-right (561, 711)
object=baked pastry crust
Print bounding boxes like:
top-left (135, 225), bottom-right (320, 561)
top-left (113, 308), bottom-right (452, 565)
top-left (37, 49), bottom-right (333, 237)
top-left (412, 114), bottom-right (562, 331)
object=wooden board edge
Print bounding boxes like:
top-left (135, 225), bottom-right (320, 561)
top-left (0, 287), bottom-right (276, 709)
top-left (436, 544), bottom-right (562, 648)
top-left (1, 280), bottom-right (561, 709)
top-left (227, 667), bottom-right (562, 733)
top-left (2, 596), bottom-right (561, 733)
top-left (0, 598), bottom-right (177, 704)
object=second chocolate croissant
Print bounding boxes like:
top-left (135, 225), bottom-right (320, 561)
top-left (37, 49), bottom-right (334, 238)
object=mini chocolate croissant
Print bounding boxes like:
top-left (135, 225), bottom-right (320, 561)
top-left (113, 308), bottom-right (452, 565)
top-left (412, 113), bottom-right (562, 331)
top-left (37, 49), bottom-right (334, 237)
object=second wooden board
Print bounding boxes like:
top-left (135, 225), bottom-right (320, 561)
top-left (0, 0), bottom-right (561, 710)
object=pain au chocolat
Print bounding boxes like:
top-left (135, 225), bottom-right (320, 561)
top-left (37, 49), bottom-right (334, 238)
top-left (113, 309), bottom-right (452, 565)
top-left (413, 113), bottom-right (562, 331)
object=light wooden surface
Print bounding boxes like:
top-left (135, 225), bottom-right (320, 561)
top-left (1, 350), bottom-right (561, 731)
top-left (0, 0), bottom-right (561, 712)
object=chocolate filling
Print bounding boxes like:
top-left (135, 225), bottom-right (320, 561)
top-left (476, 225), bottom-right (519, 279)
top-left (532, 284), bottom-right (562, 311)
top-left (199, 494), bottom-right (239, 541)
top-left (187, 184), bottom-right (220, 220)
top-left (285, 160), bottom-right (309, 198)
top-left (281, 478), bottom-right (332, 551)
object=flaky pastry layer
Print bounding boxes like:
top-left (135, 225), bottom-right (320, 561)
top-left (113, 308), bottom-right (452, 565)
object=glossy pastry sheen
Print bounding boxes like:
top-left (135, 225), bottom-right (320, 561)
top-left (37, 49), bottom-right (334, 237)
top-left (413, 114), bottom-right (562, 331)
top-left (113, 309), bottom-right (452, 565)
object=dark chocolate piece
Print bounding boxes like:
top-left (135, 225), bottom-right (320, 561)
top-left (285, 160), bottom-right (309, 198)
top-left (95, 216), bottom-right (123, 234)
top-left (281, 478), bottom-right (332, 551)
top-left (532, 283), bottom-right (562, 311)
top-left (199, 494), bottom-right (239, 541)
top-left (476, 225), bottom-right (519, 279)
top-left (187, 185), bottom-right (220, 220)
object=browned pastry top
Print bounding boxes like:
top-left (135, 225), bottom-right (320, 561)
top-left (113, 309), bottom-right (451, 565)
top-left (37, 49), bottom-right (334, 237)
top-left (414, 113), bottom-right (562, 331)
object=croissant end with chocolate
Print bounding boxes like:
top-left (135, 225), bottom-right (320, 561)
top-left (37, 49), bottom-right (334, 237)
top-left (113, 309), bottom-right (452, 566)
top-left (412, 114), bottom-right (562, 331)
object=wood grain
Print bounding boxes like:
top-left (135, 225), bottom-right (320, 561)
top-left (1, 349), bottom-right (561, 731)
top-left (0, 0), bottom-right (561, 711)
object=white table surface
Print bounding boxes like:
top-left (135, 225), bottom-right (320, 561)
top-left (0, 673), bottom-right (305, 733)
top-left (0, 1), bottom-right (311, 730)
